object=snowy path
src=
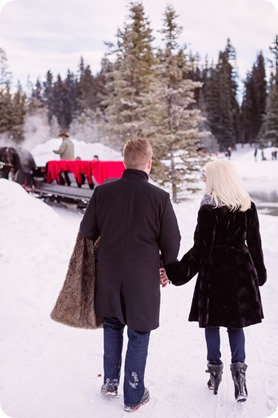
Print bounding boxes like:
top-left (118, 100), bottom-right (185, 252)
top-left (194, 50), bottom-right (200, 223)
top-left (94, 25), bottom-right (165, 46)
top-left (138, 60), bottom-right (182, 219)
top-left (0, 159), bottom-right (278, 418)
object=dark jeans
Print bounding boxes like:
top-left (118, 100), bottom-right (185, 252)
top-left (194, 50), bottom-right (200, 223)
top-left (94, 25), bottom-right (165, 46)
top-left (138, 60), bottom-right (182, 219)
top-left (205, 326), bottom-right (245, 365)
top-left (103, 317), bottom-right (150, 406)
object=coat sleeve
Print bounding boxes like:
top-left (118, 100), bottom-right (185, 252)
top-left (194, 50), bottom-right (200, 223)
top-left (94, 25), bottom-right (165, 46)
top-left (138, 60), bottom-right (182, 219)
top-left (246, 203), bottom-right (267, 286)
top-left (79, 189), bottom-right (100, 241)
top-left (159, 195), bottom-right (181, 265)
top-left (165, 205), bottom-right (217, 286)
top-left (54, 141), bottom-right (66, 156)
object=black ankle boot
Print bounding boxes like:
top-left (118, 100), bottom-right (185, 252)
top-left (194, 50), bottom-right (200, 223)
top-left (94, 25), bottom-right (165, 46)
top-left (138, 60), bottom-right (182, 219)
top-left (206, 362), bottom-right (223, 395)
top-left (230, 362), bottom-right (248, 402)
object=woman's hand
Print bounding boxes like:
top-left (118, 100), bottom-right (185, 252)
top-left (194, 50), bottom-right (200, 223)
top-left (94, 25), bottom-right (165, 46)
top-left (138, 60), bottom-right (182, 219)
top-left (159, 268), bottom-right (170, 287)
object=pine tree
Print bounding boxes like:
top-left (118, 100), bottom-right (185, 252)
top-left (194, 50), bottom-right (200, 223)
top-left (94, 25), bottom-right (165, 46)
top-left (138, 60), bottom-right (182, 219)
top-left (241, 71), bottom-right (256, 144)
top-left (43, 70), bottom-right (54, 123)
top-left (10, 82), bottom-right (26, 142)
top-left (0, 48), bottom-right (25, 142)
top-left (77, 58), bottom-right (97, 112)
top-left (0, 48), bottom-right (11, 136)
top-left (202, 62), bottom-right (221, 143)
top-left (141, 5), bottom-right (205, 202)
top-left (260, 36), bottom-right (278, 146)
top-left (241, 52), bottom-right (267, 144)
top-left (48, 72), bottom-right (77, 129)
top-left (101, 1), bottom-right (156, 150)
top-left (217, 50), bottom-right (236, 150)
top-left (260, 73), bottom-right (278, 146)
top-left (202, 39), bottom-right (240, 152)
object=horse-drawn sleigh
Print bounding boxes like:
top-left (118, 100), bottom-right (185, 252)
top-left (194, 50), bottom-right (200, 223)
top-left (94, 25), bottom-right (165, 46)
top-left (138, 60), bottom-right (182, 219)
top-left (0, 146), bottom-right (125, 209)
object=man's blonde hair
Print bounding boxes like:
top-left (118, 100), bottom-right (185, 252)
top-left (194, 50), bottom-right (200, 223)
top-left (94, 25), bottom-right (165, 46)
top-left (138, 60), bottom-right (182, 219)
top-left (123, 138), bottom-right (153, 170)
top-left (205, 159), bottom-right (251, 212)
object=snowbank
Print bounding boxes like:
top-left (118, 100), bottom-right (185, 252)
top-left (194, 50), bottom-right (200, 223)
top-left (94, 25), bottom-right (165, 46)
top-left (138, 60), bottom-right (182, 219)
top-left (0, 145), bottom-right (278, 418)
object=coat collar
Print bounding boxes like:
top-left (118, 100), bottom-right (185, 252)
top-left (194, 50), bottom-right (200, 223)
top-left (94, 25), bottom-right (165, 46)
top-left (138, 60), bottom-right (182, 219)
top-left (123, 168), bottom-right (149, 181)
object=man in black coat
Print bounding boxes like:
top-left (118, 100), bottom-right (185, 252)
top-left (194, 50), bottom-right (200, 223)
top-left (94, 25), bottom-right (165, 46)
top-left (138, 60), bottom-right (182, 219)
top-left (80, 138), bottom-right (181, 412)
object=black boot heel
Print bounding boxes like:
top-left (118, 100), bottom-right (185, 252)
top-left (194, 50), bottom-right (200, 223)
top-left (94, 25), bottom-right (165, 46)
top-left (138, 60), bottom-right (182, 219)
top-left (206, 363), bottom-right (224, 395)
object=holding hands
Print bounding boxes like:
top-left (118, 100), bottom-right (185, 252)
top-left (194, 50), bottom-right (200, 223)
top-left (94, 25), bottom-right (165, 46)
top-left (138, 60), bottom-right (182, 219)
top-left (159, 268), bottom-right (170, 287)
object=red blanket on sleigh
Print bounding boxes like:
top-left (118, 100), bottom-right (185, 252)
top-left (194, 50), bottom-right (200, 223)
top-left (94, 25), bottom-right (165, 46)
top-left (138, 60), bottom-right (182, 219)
top-left (46, 160), bottom-right (125, 185)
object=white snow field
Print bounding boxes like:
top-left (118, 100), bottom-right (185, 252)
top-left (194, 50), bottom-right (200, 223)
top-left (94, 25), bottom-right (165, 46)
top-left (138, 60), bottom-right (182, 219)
top-left (0, 142), bottom-right (277, 418)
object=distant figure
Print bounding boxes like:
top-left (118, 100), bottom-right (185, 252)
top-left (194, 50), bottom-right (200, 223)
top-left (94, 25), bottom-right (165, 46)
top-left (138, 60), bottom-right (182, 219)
top-left (53, 131), bottom-right (74, 160)
top-left (93, 155), bottom-right (99, 161)
top-left (261, 149), bottom-right (266, 161)
top-left (226, 147), bottom-right (232, 160)
top-left (254, 147), bottom-right (258, 162)
top-left (271, 149), bottom-right (277, 160)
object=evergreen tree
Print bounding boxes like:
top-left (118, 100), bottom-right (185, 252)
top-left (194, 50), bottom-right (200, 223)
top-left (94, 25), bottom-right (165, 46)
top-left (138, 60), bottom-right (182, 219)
top-left (260, 74), bottom-right (278, 146)
top-left (43, 70), bottom-right (54, 123)
top-left (217, 49), bottom-right (237, 150)
top-left (76, 57), bottom-right (104, 113)
top-left (202, 62), bottom-right (221, 144)
top-left (241, 71), bottom-right (256, 144)
top-left (47, 72), bottom-right (77, 129)
top-left (10, 82), bottom-right (26, 142)
top-left (101, 1), bottom-right (156, 149)
top-left (241, 52), bottom-right (267, 144)
top-left (224, 39), bottom-right (241, 143)
top-left (260, 36), bottom-right (278, 146)
top-left (202, 39), bottom-right (240, 151)
top-left (0, 48), bottom-right (25, 142)
top-left (0, 48), bottom-right (12, 136)
top-left (0, 47), bottom-right (11, 91)
top-left (141, 5), bottom-right (205, 202)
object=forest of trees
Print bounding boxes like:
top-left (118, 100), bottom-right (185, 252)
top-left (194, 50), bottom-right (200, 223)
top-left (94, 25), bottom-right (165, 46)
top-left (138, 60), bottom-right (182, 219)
top-left (1, 2), bottom-right (278, 200)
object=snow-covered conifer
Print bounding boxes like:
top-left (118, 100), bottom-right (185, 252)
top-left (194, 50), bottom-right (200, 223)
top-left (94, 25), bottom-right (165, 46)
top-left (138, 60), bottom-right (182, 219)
top-left (140, 5), bottom-right (206, 202)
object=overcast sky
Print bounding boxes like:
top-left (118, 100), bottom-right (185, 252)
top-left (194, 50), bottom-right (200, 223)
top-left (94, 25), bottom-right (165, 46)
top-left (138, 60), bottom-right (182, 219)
top-left (0, 0), bottom-right (278, 90)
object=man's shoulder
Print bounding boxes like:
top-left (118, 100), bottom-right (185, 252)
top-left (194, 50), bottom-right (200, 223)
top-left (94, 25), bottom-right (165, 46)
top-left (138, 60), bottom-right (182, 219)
top-left (94, 178), bottom-right (121, 192)
top-left (96, 177), bottom-right (169, 199)
top-left (146, 181), bottom-right (169, 196)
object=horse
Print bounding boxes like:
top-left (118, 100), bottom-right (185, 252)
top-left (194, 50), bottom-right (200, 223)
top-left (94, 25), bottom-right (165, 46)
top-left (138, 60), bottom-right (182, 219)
top-left (0, 146), bottom-right (37, 187)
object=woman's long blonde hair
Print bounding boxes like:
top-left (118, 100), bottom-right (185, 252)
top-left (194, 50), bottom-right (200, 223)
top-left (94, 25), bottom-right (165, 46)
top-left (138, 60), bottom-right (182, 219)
top-left (204, 159), bottom-right (251, 212)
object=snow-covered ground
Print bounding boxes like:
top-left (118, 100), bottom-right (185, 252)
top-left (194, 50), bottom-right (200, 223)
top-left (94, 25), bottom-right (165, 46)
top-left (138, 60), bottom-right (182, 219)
top-left (0, 142), bottom-right (277, 418)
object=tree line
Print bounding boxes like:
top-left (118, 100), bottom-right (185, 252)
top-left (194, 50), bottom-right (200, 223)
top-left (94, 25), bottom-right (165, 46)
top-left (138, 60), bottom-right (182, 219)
top-left (1, 2), bottom-right (278, 201)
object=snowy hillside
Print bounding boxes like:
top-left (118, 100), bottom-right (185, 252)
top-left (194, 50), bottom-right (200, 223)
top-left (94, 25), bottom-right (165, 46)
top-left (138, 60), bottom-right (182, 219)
top-left (0, 143), bottom-right (277, 418)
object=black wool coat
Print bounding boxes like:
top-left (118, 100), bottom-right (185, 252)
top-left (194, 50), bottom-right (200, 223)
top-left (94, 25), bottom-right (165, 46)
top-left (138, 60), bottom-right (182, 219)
top-left (80, 169), bottom-right (181, 332)
top-left (165, 201), bottom-right (267, 328)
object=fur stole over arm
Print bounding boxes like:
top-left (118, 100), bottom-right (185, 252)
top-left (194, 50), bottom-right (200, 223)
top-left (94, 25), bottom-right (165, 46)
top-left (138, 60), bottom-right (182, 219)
top-left (50, 232), bottom-right (103, 329)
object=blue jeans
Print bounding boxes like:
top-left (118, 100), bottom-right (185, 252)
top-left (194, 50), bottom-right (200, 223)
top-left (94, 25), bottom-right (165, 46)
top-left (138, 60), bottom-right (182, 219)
top-left (205, 327), bottom-right (245, 364)
top-left (103, 317), bottom-right (150, 406)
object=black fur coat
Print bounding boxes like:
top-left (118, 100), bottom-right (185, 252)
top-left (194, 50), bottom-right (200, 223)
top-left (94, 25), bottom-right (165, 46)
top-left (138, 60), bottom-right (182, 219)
top-left (165, 201), bottom-right (267, 328)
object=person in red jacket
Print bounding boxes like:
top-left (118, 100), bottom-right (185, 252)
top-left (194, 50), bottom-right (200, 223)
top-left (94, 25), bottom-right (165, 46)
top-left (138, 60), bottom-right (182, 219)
top-left (80, 138), bottom-right (181, 412)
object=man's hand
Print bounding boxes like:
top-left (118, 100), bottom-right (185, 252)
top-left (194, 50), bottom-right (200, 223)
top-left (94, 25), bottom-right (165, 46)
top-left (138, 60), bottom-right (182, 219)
top-left (159, 268), bottom-right (170, 287)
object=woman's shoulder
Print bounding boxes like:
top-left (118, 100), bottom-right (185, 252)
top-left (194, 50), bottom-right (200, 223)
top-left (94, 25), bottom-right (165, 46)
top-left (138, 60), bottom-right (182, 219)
top-left (200, 195), bottom-right (212, 207)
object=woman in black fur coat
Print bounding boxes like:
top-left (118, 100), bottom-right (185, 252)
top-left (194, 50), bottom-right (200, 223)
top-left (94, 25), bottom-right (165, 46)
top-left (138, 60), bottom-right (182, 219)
top-left (163, 159), bottom-right (267, 403)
